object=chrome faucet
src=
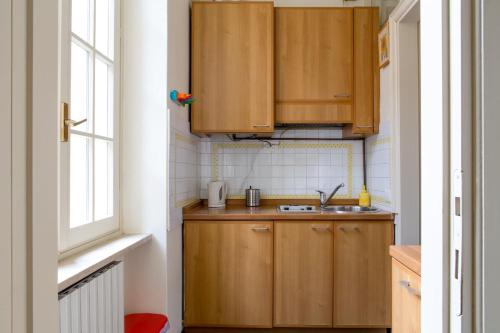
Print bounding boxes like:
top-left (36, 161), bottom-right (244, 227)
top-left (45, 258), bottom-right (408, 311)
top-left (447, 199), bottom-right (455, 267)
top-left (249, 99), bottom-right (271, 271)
top-left (317, 183), bottom-right (345, 209)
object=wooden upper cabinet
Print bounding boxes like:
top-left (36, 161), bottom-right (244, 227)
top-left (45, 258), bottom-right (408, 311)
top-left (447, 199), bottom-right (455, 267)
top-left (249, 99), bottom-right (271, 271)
top-left (333, 221), bottom-right (392, 327)
top-left (275, 8), bottom-right (354, 124)
top-left (184, 221), bottom-right (274, 327)
top-left (274, 222), bottom-right (333, 327)
top-left (191, 2), bottom-right (274, 134)
top-left (351, 7), bottom-right (380, 135)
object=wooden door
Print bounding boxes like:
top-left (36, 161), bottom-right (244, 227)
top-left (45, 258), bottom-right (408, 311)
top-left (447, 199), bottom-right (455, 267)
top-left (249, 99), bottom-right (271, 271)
top-left (275, 8), bottom-right (354, 124)
top-left (392, 259), bottom-right (421, 333)
top-left (184, 221), bottom-right (273, 327)
top-left (352, 7), bottom-right (379, 134)
top-left (274, 222), bottom-right (333, 327)
top-left (333, 221), bottom-right (392, 327)
top-left (191, 2), bottom-right (274, 133)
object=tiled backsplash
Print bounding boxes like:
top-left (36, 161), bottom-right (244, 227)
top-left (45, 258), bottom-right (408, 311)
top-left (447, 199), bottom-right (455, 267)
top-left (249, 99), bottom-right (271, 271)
top-left (199, 129), bottom-right (364, 199)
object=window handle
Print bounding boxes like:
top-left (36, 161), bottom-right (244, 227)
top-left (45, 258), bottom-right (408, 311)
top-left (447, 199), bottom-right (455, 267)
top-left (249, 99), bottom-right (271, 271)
top-left (65, 118), bottom-right (87, 127)
top-left (60, 102), bottom-right (87, 142)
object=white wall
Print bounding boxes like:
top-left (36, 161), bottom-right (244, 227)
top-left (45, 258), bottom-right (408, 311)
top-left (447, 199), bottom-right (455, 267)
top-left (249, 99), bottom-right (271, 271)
top-left (121, 0), bottom-right (169, 315)
top-left (167, 1), bottom-right (199, 332)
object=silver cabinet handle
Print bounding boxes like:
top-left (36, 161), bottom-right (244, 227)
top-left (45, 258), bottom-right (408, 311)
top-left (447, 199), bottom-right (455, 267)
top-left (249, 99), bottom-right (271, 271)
top-left (334, 93), bottom-right (351, 98)
top-left (399, 280), bottom-right (421, 298)
top-left (253, 124), bottom-right (271, 128)
top-left (251, 226), bottom-right (271, 232)
top-left (311, 225), bottom-right (331, 232)
top-left (339, 226), bottom-right (360, 232)
top-left (355, 125), bottom-right (373, 128)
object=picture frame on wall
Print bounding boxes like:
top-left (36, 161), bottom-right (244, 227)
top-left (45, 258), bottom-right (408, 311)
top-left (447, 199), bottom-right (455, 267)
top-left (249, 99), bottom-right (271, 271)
top-left (378, 22), bottom-right (390, 68)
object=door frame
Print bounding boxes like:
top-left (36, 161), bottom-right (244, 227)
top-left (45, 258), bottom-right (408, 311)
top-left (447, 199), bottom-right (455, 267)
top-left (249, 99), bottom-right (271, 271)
top-left (420, 0), bottom-right (451, 332)
top-left (0, 0), bottom-right (13, 331)
top-left (30, 0), bottom-right (60, 331)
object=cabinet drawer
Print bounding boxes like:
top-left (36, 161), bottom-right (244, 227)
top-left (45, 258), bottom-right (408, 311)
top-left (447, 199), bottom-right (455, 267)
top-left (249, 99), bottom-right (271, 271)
top-left (392, 259), bottom-right (421, 333)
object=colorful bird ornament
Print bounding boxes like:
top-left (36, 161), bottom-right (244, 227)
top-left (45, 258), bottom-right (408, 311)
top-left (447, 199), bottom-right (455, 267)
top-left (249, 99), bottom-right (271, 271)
top-left (170, 90), bottom-right (194, 107)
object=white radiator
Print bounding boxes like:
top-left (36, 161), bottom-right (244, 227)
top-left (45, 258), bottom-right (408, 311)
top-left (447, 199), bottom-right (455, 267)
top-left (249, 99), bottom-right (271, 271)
top-left (59, 261), bottom-right (124, 333)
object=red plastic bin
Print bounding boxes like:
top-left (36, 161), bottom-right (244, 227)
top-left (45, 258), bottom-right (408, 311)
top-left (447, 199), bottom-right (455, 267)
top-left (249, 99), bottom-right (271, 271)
top-left (125, 313), bottom-right (169, 333)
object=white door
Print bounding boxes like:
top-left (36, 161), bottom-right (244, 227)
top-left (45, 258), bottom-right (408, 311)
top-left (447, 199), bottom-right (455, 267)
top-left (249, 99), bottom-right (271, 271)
top-left (449, 0), bottom-right (473, 332)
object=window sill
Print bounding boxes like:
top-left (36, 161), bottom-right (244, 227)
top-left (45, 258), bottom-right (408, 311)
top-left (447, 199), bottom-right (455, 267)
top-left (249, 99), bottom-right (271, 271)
top-left (58, 233), bottom-right (152, 291)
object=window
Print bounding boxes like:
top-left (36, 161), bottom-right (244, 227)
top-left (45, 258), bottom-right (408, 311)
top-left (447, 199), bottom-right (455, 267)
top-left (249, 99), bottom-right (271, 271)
top-left (59, 0), bottom-right (120, 251)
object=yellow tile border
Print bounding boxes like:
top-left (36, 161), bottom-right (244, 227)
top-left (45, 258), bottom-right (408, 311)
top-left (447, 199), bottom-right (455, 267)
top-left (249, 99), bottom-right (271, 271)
top-left (174, 132), bottom-right (199, 208)
top-left (367, 136), bottom-right (391, 147)
top-left (371, 194), bottom-right (392, 205)
top-left (210, 142), bottom-right (355, 198)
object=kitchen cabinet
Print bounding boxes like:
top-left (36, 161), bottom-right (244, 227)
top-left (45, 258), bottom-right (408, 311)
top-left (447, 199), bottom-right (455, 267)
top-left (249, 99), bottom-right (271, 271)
top-left (392, 259), bottom-right (421, 333)
top-left (275, 8), bottom-right (379, 135)
top-left (191, 2), bottom-right (274, 134)
top-left (351, 7), bottom-right (380, 135)
top-left (183, 217), bottom-right (394, 329)
top-left (275, 8), bottom-right (354, 125)
top-left (183, 221), bottom-right (273, 327)
top-left (390, 246), bottom-right (421, 333)
top-left (333, 222), bottom-right (392, 327)
top-left (274, 222), bottom-right (334, 327)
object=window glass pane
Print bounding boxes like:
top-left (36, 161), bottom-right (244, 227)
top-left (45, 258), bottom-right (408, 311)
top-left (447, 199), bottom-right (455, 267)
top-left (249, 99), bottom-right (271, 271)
top-left (95, 58), bottom-right (113, 137)
top-left (71, 42), bottom-right (91, 132)
top-left (72, 0), bottom-right (92, 43)
top-left (70, 134), bottom-right (93, 228)
top-left (95, 0), bottom-right (114, 58)
top-left (95, 139), bottom-right (113, 221)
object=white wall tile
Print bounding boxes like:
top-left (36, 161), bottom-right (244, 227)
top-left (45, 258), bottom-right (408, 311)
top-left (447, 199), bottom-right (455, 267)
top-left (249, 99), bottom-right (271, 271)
top-left (198, 129), bottom-right (364, 199)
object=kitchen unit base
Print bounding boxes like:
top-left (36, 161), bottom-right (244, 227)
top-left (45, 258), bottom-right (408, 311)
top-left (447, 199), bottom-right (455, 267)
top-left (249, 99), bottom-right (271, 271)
top-left (184, 328), bottom-right (389, 333)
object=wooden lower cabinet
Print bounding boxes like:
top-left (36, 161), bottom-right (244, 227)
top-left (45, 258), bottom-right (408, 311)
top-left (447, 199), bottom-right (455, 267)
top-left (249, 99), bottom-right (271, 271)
top-left (184, 220), bottom-right (393, 329)
top-left (274, 222), bottom-right (334, 327)
top-left (333, 222), bottom-right (392, 327)
top-left (392, 259), bottom-right (421, 333)
top-left (184, 221), bottom-right (273, 327)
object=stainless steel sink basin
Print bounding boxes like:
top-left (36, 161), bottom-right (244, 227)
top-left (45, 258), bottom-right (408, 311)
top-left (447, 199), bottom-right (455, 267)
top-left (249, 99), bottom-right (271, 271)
top-left (320, 205), bottom-right (379, 213)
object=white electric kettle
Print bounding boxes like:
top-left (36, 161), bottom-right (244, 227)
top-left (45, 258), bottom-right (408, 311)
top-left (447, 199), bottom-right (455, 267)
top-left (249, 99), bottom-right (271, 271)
top-left (208, 181), bottom-right (228, 208)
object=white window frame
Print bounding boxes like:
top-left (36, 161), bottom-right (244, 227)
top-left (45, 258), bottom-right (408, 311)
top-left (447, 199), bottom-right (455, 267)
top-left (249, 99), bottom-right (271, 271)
top-left (59, 0), bottom-right (121, 252)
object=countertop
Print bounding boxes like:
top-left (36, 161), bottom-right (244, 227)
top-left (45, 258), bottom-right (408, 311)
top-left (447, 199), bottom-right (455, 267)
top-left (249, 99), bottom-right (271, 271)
top-left (389, 245), bottom-right (421, 276)
top-left (183, 202), bottom-right (395, 221)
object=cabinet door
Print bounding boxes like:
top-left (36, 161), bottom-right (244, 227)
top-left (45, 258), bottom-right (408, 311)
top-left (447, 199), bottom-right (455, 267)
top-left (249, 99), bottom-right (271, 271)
top-left (191, 2), bottom-right (274, 133)
top-left (392, 259), bottom-right (421, 333)
top-left (275, 8), bottom-right (353, 124)
top-left (352, 8), bottom-right (379, 134)
top-left (274, 222), bottom-right (333, 327)
top-left (333, 222), bottom-right (392, 327)
top-left (184, 221), bottom-right (273, 327)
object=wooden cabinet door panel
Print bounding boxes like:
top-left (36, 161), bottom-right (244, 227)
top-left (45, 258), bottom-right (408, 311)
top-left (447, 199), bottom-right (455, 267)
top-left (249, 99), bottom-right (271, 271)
top-left (274, 222), bottom-right (333, 327)
top-left (333, 222), bottom-right (392, 327)
top-left (191, 2), bottom-right (274, 134)
top-left (352, 8), bottom-right (379, 134)
top-left (275, 8), bottom-right (353, 124)
top-left (184, 221), bottom-right (273, 327)
top-left (392, 259), bottom-right (421, 333)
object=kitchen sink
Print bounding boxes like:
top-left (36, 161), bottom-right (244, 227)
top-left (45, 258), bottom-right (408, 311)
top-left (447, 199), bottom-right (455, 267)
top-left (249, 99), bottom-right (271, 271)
top-left (320, 205), bottom-right (380, 213)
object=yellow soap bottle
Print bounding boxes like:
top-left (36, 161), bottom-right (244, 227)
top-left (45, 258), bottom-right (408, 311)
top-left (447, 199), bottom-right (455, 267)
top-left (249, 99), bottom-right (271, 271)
top-left (359, 185), bottom-right (371, 207)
